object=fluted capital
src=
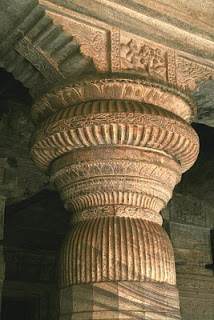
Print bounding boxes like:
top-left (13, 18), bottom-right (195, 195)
top-left (30, 77), bottom-right (199, 223)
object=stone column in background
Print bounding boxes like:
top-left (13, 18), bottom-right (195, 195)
top-left (30, 76), bottom-right (199, 320)
top-left (0, 197), bottom-right (5, 317)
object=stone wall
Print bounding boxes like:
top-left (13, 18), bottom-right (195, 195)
top-left (0, 197), bottom-right (5, 314)
top-left (162, 193), bottom-right (214, 320)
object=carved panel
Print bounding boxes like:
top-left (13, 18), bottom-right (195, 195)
top-left (120, 33), bottom-right (167, 81)
top-left (111, 28), bottom-right (121, 72)
top-left (46, 10), bottom-right (110, 72)
top-left (4, 248), bottom-right (56, 282)
top-left (170, 194), bottom-right (207, 227)
top-left (175, 56), bottom-right (214, 90)
top-left (15, 37), bottom-right (63, 83)
top-left (167, 50), bottom-right (177, 84)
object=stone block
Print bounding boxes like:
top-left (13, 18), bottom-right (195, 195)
top-left (176, 274), bottom-right (214, 294)
top-left (170, 222), bottom-right (210, 251)
top-left (60, 287), bottom-right (74, 314)
top-left (60, 282), bottom-right (180, 319)
top-left (180, 295), bottom-right (214, 320)
top-left (0, 197), bottom-right (5, 240)
top-left (144, 312), bottom-right (180, 320)
top-left (175, 264), bottom-right (213, 277)
top-left (72, 284), bottom-right (93, 313)
top-left (174, 248), bottom-right (211, 266)
top-left (170, 193), bottom-right (206, 227)
top-left (93, 282), bottom-right (118, 311)
top-left (205, 203), bottom-right (214, 228)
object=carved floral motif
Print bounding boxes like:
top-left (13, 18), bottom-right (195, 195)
top-left (176, 56), bottom-right (214, 90)
top-left (46, 11), bottom-right (109, 72)
top-left (31, 78), bottom-right (196, 124)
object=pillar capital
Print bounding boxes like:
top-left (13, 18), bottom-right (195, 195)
top-left (30, 76), bottom-right (199, 219)
top-left (29, 74), bottom-right (199, 319)
top-left (31, 75), bottom-right (197, 124)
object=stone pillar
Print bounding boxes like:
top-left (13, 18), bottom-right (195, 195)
top-left (30, 77), bottom-right (199, 320)
top-left (0, 197), bottom-right (5, 317)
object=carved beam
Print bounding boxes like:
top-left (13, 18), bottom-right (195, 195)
top-left (0, 0), bottom-right (214, 102)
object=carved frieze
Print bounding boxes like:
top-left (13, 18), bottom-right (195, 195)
top-left (175, 56), bottom-right (214, 90)
top-left (31, 77), bottom-right (196, 124)
top-left (46, 10), bottom-right (110, 72)
top-left (15, 37), bottom-right (63, 83)
top-left (118, 31), bottom-right (214, 90)
top-left (120, 34), bottom-right (167, 81)
top-left (0, 0), bottom-right (213, 98)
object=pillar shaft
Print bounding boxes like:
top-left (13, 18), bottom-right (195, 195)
top-left (30, 77), bottom-right (199, 320)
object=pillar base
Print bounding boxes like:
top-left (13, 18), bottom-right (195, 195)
top-left (60, 282), bottom-right (181, 320)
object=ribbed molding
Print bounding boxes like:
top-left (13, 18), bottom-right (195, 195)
top-left (50, 148), bottom-right (180, 215)
top-left (66, 190), bottom-right (166, 213)
top-left (32, 77), bottom-right (196, 123)
top-left (31, 100), bottom-right (199, 173)
top-left (59, 217), bottom-right (176, 287)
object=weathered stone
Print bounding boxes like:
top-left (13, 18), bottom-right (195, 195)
top-left (60, 282), bottom-right (180, 320)
top-left (194, 80), bottom-right (214, 128)
top-left (0, 197), bottom-right (5, 316)
top-left (174, 248), bottom-right (211, 267)
top-left (169, 194), bottom-right (206, 226)
top-left (179, 294), bottom-right (214, 320)
top-left (176, 274), bottom-right (214, 294)
top-left (170, 223), bottom-right (210, 251)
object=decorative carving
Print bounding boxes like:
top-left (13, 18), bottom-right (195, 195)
top-left (111, 28), bottom-right (121, 72)
top-left (170, 194), bottom-right (207, 226)
top-left (14, 37), bottom-right (63, 83)
top-left (70, 205), bottom-right (163, 225)
top-left (1, 0), bottom-right (214, 107)
top-left (46, 10), bottom-right (109, 72)
top-left (31, 100), bottom-right (199, 173)
top-left (167, 50), bottom-right (177, 84)
top-left (176, 56), bottom-right (214, 90)
top-left (31, 77), bottom-right (196, 124)
top-left (120, 37), bottom-right (167, 81)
